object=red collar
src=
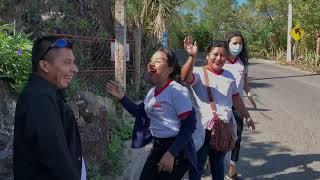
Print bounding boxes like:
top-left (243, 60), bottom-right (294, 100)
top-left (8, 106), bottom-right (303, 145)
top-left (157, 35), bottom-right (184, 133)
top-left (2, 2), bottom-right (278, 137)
top-left (227, 57), bottom-right (238, 64)
top-left (206, 66), bottom-right (224, 75)
top-left (154, 80), bottom-right (173, 96)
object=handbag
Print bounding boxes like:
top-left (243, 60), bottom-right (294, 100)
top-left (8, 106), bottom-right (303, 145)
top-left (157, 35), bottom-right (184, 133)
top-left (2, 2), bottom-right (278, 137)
top-left (202, 66), bottom-right (236, 151)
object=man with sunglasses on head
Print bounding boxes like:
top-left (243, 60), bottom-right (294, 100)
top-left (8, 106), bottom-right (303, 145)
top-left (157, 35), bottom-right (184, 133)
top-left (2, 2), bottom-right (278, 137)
top-left (13, 36), bottom-right (85, 180)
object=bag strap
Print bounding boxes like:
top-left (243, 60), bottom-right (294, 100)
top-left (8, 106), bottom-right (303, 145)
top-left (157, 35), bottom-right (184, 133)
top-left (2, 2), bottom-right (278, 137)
top-left (202, 66), bottom-right (215, 112)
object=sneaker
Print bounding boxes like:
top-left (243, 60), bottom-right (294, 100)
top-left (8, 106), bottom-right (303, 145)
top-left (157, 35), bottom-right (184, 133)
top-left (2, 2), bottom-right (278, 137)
top-left (225, 173), bottom-right (242, 180)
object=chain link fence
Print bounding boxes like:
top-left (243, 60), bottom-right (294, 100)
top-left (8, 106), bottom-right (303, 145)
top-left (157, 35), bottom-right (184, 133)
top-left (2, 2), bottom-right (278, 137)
top-left (53, 34), bottom-right (136, 97)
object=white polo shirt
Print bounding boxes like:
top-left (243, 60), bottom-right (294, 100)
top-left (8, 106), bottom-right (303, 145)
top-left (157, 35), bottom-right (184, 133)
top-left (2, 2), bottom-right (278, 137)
top-left (189, 67), bottom-right (239, 149)
top-left (144, 80), bottom-right (193, 138)
top-left (223, 57), bottom-right (248, 97)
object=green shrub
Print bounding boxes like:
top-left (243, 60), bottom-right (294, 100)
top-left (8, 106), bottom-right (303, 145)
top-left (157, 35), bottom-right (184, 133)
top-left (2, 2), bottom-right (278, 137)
top-left (105, 110), bottom-right (133, 175)
top-left (0, 23), bottom-right (32, 93)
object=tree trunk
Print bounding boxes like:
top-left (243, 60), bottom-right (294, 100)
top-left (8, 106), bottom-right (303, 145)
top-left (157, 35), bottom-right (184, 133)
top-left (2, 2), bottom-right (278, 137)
top-left (114, 0), bottom-right (127, 90)
top-left (133, 23), bottom-right (142, 93)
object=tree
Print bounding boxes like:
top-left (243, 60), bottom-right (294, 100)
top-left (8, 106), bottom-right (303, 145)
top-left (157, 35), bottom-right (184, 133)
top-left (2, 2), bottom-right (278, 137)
top-left (127, 0), bottom-right (183, 82)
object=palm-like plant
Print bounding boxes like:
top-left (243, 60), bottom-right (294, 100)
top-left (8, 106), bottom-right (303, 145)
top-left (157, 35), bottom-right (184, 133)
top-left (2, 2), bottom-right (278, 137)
top-left (148, 0), bottom-right (183, 42)
top-left (128, 0), bottom-right (182, 42)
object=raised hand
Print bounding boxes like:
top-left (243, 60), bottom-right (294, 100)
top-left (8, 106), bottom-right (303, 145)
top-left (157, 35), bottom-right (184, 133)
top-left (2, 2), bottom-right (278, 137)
top-left (184, 36), bottom-right (198, 57)
top-left (106, 80), bottom-right (125, 100)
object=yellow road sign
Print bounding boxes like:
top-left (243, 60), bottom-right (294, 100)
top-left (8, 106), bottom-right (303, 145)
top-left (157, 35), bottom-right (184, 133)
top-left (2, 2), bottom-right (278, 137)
top-left (290, 26), bottom-right (305, 41)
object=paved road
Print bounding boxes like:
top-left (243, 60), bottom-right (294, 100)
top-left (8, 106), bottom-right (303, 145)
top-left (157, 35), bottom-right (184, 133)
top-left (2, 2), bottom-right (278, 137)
top-left (228, 59), bottom-right (320, 180)
top-left (117, 58), bottom-right (320, 180)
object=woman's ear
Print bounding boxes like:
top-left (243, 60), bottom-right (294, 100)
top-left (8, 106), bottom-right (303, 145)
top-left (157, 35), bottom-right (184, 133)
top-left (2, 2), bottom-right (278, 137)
top-left (39, 60), bottom-right (49, 73)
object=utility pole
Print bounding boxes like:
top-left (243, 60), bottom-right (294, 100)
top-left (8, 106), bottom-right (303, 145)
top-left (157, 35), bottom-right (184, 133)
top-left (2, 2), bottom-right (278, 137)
top-left (287, 0), bottom-right (293, 63)
top-left (114, 0), bottom-right (127, 90)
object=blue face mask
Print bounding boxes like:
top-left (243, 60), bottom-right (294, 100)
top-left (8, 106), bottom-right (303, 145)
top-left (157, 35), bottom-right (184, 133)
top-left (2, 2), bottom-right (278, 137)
top-left (229, 44), bottom-right (243, 56)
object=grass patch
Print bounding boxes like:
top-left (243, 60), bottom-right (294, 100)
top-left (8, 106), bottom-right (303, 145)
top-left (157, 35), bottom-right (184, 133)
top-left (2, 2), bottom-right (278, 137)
top-left (255, 48), bottom-right (320, 73)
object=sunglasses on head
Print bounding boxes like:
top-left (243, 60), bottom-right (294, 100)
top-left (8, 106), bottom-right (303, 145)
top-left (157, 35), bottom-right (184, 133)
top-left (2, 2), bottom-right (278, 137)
top-left (211, 40), bottom-right (227, 47)
top-left (40, 38), bottom-right (70, 60)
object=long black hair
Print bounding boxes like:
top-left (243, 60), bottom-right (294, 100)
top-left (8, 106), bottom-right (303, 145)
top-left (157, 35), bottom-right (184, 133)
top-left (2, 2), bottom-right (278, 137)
top-left (206, 40), bottom-right (228, 55)
top-left (226, 31), bottom-right (249, 66)
top-left (158, 48), bottom-right (181, 80)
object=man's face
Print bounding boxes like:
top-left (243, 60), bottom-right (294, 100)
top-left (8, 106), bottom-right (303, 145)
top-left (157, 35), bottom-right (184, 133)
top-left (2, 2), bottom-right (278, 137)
top-left (40, 48), bottom-right (78, 89)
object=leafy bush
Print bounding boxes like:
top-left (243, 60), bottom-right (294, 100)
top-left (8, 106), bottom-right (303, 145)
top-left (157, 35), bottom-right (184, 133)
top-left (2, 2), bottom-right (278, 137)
top-left (105, 110), bottom-right (133, 175)
top-left (0, 23), bottom-right (32, 93)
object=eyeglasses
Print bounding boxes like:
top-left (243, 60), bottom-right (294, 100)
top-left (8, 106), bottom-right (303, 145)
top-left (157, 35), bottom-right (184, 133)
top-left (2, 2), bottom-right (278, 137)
top-left (40, 38), bottom-right (70, 60)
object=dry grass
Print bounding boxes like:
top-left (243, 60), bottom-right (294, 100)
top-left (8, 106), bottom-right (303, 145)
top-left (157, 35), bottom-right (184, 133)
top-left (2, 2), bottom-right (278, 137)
top-left (266, 49), bottom-right (320, 74)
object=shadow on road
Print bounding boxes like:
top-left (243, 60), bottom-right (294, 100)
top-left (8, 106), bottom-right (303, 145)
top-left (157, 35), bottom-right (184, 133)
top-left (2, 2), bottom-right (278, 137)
top-left (250, 74), bottom-right (320, 81)
top-left (239, 134), bottom-right (320, 179)
top-left (246, 107), bottom-right (271, 112)
top-left (249, 82), bottom-right (272, 89)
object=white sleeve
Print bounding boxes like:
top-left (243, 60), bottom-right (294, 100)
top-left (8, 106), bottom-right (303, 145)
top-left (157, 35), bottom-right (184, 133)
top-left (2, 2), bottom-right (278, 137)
top-left (172, 87), bottom-right (193, 117)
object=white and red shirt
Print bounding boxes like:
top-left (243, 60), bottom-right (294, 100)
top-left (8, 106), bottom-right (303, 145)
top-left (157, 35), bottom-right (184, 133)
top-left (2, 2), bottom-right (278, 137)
top-left (144, 80), bottom-right (193, 138)
top-left (189, 67), bottom-right (239, 149)
top-left (223, 57), bottom-right (248, 97)
top-left (190, 67), bottom-right (239, 127)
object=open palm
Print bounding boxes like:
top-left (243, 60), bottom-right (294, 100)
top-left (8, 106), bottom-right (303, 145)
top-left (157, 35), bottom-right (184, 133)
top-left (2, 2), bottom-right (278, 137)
top-left (184, 36), bottom-right (198, 57)
top-left (106, 80), bottom-right (124, 100)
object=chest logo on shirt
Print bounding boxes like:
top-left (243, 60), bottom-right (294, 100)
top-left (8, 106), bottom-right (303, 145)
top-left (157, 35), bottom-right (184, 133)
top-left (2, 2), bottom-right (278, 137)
top-left (151, 102), bottom-right (165, 113)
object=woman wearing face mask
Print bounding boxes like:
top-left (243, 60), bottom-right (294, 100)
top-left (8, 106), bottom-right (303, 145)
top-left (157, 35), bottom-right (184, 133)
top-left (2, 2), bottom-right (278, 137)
top-left (181, 37), bottom-right (254, 180)
top-left (223, 31), bottom-right (256, 180)
top-left (106, 48), bottom-right (197, 180)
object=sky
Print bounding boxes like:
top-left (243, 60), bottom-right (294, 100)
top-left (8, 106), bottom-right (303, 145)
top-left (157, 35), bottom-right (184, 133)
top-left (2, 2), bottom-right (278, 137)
top-left (237, 0), bottom-right (248, 6)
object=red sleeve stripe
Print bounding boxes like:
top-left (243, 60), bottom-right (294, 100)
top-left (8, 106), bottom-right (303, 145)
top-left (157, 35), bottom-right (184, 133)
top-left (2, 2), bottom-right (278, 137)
top-left (178, 110), bottom-right (192, 120)
top-left (232, 93), bottom-right (240, 97)
top-left (189, 74), bottom-right (195, 85)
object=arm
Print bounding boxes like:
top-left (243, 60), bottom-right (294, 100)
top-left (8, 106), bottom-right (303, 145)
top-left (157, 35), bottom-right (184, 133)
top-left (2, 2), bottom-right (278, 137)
top-left (27, 95), bottom-right (80, 179)
top-left (168, 110), bottom-right (196, 156)
top-left (180, 36), bottom-right (198, 84)
top-left (232, 95), bottom-right (250, 119)
top-left (243, 74), bottom-right (250, 94)
top-left (119, 96), bottom-right (147, 118)
top-left (181, 56), bottom-right (196, 84)
top-left (157, 88), bottom-right (195, 173)
top-left (244, 73), bottom-right (257, 108)
top-left (232, 95), bottom-right (255, 132)
top-left (157, 110), bottom-right (196, 173)
top-left (168, 89), bottom-right (195, 154)
top-left (106, 80), bottom-right (147, 118)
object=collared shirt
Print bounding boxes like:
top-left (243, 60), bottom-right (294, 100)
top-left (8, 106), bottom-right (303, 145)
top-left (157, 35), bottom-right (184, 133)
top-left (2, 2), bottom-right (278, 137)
top-left (189, 67), bottom-right (239, 149)
top-left (224, 57), bottom-right (248, 97)
top-left (13, 73), bottom-right (82, 180)
top-left (144, 80), bottom-right (193, 138)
